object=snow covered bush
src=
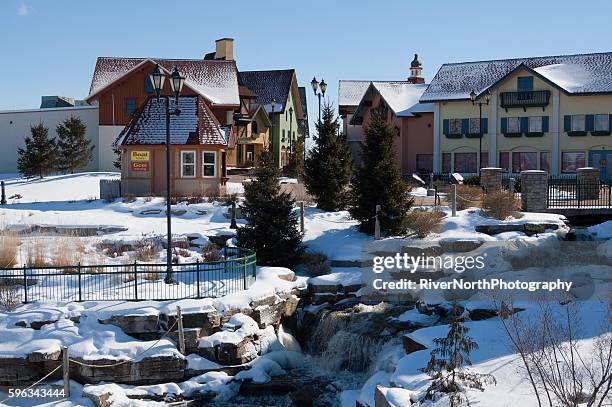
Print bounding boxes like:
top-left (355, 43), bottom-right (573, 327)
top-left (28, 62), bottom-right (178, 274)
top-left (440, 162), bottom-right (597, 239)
top-left (0, 231), bottom-right (19, 268)
top-left (0, 282), bottom-right (19, 311)
top-left (456, 185), bottom-right (483, 210)
top-left (134, 237), bottom-right (162, 262)
top-left (202, 243), bottom-right (221, 262)
top-left (405, 210), bottom-right (444, 238)
top-left (482, 190), bottom-right (521, 220)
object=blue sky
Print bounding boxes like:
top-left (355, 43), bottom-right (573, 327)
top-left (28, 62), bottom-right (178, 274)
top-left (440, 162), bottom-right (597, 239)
top-left (1, 0), bottom-right (611, 132)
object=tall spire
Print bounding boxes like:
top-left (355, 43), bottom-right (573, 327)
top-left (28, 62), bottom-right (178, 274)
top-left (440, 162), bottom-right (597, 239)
top-left (408, 53), bottom-right (424, 84)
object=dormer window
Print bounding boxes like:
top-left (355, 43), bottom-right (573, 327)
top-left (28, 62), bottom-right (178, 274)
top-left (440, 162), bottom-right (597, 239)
top-left (517, 76), bottom-right (534, 92)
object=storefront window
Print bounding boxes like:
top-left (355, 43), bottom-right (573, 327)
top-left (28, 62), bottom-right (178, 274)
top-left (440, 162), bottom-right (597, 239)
top-left (442, 153), bottom-right (451, 172)
top-left (512, 152), bottom-right (537, 172)
top-left (454, 152), bottom-right (477, 173)
top-left (561, 152), bottom-right (585, 173)
top-left (540, 152), bottom-right (550, 173)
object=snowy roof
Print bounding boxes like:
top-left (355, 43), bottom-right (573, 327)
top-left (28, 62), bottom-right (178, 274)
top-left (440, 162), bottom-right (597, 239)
top-left (239, 69), bottom-right (296, 115)
top-left (88, 57), bottom-right (240, 105)
top-left (116, 96), bottom-right (227, 146)
top-left (338, 80), bottom-right (371, 107)
top-left (351, 82), bottom-right (433, 123)
top-left (421, 51), bottom-right (612, 102)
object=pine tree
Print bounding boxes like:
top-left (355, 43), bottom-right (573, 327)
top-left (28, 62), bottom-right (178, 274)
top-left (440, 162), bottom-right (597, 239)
top-left (237, 148), bottom-right (304, 266)
top-left (349, 109), bottom-right (413, 235)
top-left (304, 104), bottom-right (352, 211)
top-left (421, 305), bottom-right (496, 406)
top-left (284, 135), bottom-right (305, 178)
top-left (17, 123), bottom-right (58, 179)
top-left (56, 116), bottom-right (94, 174)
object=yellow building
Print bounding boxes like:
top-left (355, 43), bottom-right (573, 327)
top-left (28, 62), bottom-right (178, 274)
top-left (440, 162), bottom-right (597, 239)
top-left (421, 52), bottom-right (612, 179)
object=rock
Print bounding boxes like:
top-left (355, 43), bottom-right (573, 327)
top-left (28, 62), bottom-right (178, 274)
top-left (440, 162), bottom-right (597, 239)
top-left (165, 209), bottom-right (187, 216)
top-left (439, 239), bottom-right (483, 253)
top-left (167, 328), bottom-right (202, 354)
top-left (0, 357), bottom-right (44, 385)
top-left (217, 338), bottom-right (258, 365)
top-left (83, 389), bottom-right (113, 407)
top-left (402, 335), bottom-right (427, 355)
top-left (252, 303), bottom-right (286, 328)
top-left (140, 209), bottom-right (162, 215)
top-left (70, 355), bottom-right (186, 384)
top-left (276, 269), bottom-right (295, 282)
top-left (27, 349), bottom-right (61, 363)
top-left (308, 283), bottom-right (340, 294)
top-left (99, 314), bottom-right (160, 335)
top-left (475, 222), bottom-right (559, 236)
top-left (310, 293), bottom-right (338, 305)
top-left (166, 310), bottom-right (220, 336)
top-left (282, 295), bottom-right (300, 317)
top-left (468, 308), bottom-right (499, 321)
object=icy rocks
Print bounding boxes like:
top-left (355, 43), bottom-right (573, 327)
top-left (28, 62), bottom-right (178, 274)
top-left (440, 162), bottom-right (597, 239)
top-left (475, 222), bottom-right (560, 236)
top-left (99, 314), bottom-right (160, 337)
top-left (402, 335), bottom-right (428, 355)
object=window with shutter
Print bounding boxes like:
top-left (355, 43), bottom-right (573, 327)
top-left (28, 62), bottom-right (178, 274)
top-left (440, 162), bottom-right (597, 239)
top-left (571, 115), bottom-right (586, 132)
top-left (507, 117), bottom-right (520, 134)
top-left (594, 114), bottom-right (610, 132)
top-left (528, 117), bottom-right (542, 133)
top-left (449, 119), bottom-right (462, 135)
top-left (468, 118), bottom-right (480, 135)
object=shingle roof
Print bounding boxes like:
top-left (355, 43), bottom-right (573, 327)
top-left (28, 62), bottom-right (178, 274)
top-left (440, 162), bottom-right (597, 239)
top-left (116, 96), bottom-right (227, 146)
top-left (338, 80), bottom-right (371, 107)
top-left (350, 82), bottom-right (432, 124)
top-left (89, 57), bottom-right (240, 105)
top-left (421, 51), bottom-right (612, 102)
top-left (239, 69), bottom-right (295, 114)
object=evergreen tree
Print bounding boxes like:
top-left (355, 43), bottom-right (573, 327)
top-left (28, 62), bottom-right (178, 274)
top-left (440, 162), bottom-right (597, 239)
top-left (113, 148), bottom-right (122, 170)
top-left (304, 104), bottom-right (352, 211)
top-left (237, 148), bottom-right (304, 266)
top-left (349, 109), bottom-right (413, 235)
top-left (284, 135), bottom-right (305, 178)
top-left (17, 123), bottom-right (57, 179)
top-left (56, 116), bottom-right (94, 174)
top-left (421, 305), bottom-right (495, 406)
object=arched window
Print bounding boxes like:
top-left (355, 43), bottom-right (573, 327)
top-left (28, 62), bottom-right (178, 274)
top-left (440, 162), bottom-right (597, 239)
top-left (251, 120), bottom-right (258, 135)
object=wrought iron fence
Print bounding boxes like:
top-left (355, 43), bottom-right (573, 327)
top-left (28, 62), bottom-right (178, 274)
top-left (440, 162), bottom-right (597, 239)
top-left (0, 247), bottom-right (257, 303)
top-left (548, 177), bottom-right (612, 208)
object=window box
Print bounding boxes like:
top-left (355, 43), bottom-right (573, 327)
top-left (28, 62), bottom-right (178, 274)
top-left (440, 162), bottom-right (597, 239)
top-left (503, 132), bottom-right (523, 138)
top-left (445, 133), bottom-right (463, 139)
top-left (567, 131), bottom-right (587, 137)
top-left (591, 131), bottom-right (611, 136)
top-left (525, 132), bottom-right (544, 137)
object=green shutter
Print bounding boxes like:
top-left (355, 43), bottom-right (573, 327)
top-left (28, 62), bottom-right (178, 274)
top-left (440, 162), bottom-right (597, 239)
top-left (586, 115), bottom-right (594, 132)
top-left (564, 115), bottom-right (571, 132)
top-left (443, 119), bottom-right (449, 135)
top-left (501, 118), bottom-right (507, 134)
top-left (461, 119), bottom-right (469, 135)
top-left (481, 118), bottom-right (488, 134)
top-left (520, 117), bottom-right (529, 134)
top-left (542, 116), bottom-right (549, 133)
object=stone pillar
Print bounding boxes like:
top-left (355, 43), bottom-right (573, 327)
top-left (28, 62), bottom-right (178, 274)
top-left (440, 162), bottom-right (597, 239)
top-left (521, 170), bottom-right (548, 212)
top-left (480, 167), bottom-right (503, 193)
top-left (576, 167), bottom-right (600, 200)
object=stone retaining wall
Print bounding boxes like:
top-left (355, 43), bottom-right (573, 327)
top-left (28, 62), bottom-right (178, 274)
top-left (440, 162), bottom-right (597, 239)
top-left (520, 170), bottom-right (548, 212)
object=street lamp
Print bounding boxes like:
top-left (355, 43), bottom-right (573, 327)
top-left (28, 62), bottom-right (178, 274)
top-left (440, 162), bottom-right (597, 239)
top-left (470, 89), bottom-right (491, 177)
top-left (150, 64), bottom-right (185, 284)
top-left (311, 76), bottom-right (326, 121)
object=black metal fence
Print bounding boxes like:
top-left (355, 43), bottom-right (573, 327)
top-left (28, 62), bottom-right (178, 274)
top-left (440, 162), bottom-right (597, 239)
top-left (0, 247), bottom-right (257, 303)
top-left (548, 177), bottom-right (612, 208)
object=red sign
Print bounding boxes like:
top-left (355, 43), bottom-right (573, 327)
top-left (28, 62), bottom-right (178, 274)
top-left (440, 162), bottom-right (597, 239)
top-left (131, 162), bottom-right (150, 172)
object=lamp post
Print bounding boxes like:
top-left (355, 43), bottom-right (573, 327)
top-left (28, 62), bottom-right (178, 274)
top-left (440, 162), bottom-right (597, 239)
top-left (310, 77), bottom-right (327, 121)
top-left (470, 89), bottom-right (491, 177)
top-left (150, 64), bottom-right (185, 284)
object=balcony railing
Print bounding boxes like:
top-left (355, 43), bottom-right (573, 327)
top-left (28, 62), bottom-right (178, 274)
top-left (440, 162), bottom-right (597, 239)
top-left (500, 90), bottom-right (550, 109)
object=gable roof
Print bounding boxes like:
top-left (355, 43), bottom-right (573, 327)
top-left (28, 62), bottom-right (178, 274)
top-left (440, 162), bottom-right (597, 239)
top-left (88, 57), bottom-right (240, 106)
top-left (115, 96), bottom-right (227, 146)
top-left (350, 82), bottom-right (432, 124)
top-left (238, 69), bottom-right (297, 115)
top-left (338, 80), bottom-right (371, 107)
top-left (421, 51), bottom-right (612, 102)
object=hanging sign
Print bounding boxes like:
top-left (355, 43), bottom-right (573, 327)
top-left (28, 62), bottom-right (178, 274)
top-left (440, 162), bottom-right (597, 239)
top-left (131, 151), bottom-right (150, 162)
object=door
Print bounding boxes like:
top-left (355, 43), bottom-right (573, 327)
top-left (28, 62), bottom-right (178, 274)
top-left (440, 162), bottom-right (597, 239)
top-left (589, 150), bottom-right (612, 182)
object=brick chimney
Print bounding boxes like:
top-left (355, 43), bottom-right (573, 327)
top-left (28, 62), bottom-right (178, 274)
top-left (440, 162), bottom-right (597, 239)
top-left (215, 38), bottom-right (234, 61)
top-left (408, 53), bottom-right (425, 84)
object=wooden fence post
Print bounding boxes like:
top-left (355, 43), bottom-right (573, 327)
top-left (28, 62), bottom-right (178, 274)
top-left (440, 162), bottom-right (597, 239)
top-left (374, 205), bottom-right (381, 240)
top-left (176, 306), bottom-right (185, 355)
top-left (300, 201), bottom-right (305, 233)
top-left (62, 347), bottom-right (70, 398)
top-left (451, 184), bottom-right (457, 217)
top-left (0, 181), bottom-right (6, 205)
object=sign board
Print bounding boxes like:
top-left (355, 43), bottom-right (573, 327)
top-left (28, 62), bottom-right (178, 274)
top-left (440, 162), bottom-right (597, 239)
top-left (131, 151), bottom-right (150, 162)
top-left (131, 162), bottom-right (150, 172)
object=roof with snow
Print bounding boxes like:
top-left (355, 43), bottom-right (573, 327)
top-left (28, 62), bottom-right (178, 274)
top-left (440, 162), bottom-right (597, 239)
top-left (421, 51), bottom-right (612, 102)
top-left (338, 80), bottom-right (371, 107)
top-left (88, 57), bottom-right (240, 106)
top-left (239, 69), bottom-right (296, 114)
top-left (115, 96), bottom-right (227, 147)
top-left (350, 82), bottom-right (433, 124)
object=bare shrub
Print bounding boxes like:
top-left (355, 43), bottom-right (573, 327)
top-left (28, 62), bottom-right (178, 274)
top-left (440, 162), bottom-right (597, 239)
top-left (173, 248), bottom-right (191, 258)
top-left (202, 243), bottom-right (222, 262)
top-left (52, 237), bottom-right (84, 269)
top-left (482, 191), bottom-right (521, 220)
top-left (204, 188), bottom-right (220, 203)
top-left (134, 237), bottom-right (162, 262)
top-left (301, 251), bottom-right (331, 277)
top-left (406, 210), bottom-right (445, 238)
top-left (0, 231), bottom-right (19, 268)
top-left (0, 281), bottom-right (20, 311)
top-left (26, 237), bottom-right (49, 268)
top-left (122, 193), bottom-right (136, 203)
top-left (456, 185), bottom-right (483, 210)
top-left (98, 240), bottom-right (131, 258)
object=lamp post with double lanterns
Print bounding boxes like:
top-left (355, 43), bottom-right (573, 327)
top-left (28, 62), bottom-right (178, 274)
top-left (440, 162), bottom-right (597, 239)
top-left (310, 77), bottom-right (327, 121)
top-left (470, 89), bottom-right (491, 177)
top-left (149, 64), bottom-right (186, 284)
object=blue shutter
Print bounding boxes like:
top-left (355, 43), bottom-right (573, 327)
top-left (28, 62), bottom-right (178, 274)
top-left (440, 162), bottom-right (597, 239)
top-left (501, 117), bottom-right (508, 134)
top-left (520, 117), bottom-right (529, 134)
top-left (542, 116), bottom-right (549, 133)
top-left (586, 115), bottom-right (595, 132)
top-left (443, 119), bottom-right (449, 135)
top-left (564, 115), bottom-right (571, 132)
top-left (609, 114), bottom-right (612, 132)
top-left (481, 118), bottom-right (488, 134)
top-left (461, 119), bottom-right (469, 135)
